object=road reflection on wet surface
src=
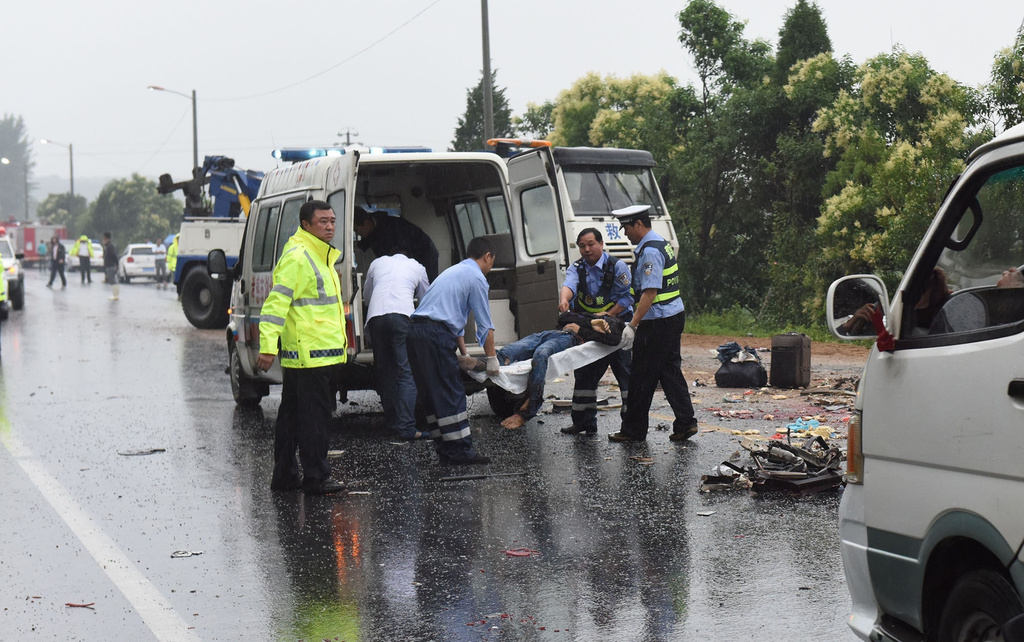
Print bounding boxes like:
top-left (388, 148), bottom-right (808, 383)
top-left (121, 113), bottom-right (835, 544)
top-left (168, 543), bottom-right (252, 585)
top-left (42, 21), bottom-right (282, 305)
top-left (0, 270), bottom-right (854, 640)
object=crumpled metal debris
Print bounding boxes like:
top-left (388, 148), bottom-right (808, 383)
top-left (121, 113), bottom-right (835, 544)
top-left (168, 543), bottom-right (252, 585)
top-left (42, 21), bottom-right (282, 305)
top-left (700, 435), bottom-right (844, 495)
top-left (170, 550), bottom-right (204, 558)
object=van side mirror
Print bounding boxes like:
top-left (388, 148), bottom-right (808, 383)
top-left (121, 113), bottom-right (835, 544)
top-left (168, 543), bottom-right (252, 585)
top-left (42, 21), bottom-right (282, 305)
top-left (827, 275), bottom-right (890, 340)
top-left (207, 249), bottom-right (228, 280)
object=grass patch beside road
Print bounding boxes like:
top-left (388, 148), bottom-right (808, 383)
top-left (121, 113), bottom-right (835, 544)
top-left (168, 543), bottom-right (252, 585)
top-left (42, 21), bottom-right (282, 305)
top-left (687, 305), bottom-right (833, 343)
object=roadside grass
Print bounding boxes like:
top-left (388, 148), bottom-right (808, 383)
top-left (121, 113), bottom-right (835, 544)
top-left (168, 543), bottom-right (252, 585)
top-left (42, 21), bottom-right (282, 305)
top-left (687, 305), bottom-right (834, 343)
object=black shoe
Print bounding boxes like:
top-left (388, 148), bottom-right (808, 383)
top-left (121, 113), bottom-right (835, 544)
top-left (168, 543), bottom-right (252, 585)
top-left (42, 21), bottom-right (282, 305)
top-left (439, 453), bottom-right (491, 465)
top-left (270, 476), bottom-right (303, 491)
top-left (304, 479), bottom-right (347, 495)
top-left (561, 424), bottom-right (596, 435)
top-left (608, 431), bottom-right (645, 443)
top-left (670, 420), bottom-right (699, 442)
top-left (46, 283), bottom-right (52, 288)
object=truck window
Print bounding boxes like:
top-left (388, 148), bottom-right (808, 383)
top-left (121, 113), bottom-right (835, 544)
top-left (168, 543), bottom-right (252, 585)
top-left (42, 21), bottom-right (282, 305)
top-left (919, 163), bottom-right (1024, 337)
top-left (563, 167), bottom-right (660, 216)
top-left (252, 204), bottom-right (280, 272)
top-left (487, 195), bottom-right (510, 234)
top-left (455, 199), bottom-right (488, 248)
top-left (521, 185), bottom-right (559, 256)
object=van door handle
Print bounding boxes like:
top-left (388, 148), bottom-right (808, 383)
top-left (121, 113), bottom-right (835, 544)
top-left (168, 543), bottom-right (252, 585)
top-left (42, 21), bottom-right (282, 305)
top-left (1008, 380), bottom-right (1024, 399)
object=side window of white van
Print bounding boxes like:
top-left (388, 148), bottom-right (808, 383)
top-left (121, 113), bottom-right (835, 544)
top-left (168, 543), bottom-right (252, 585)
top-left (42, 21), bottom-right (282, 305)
top-left (521, 185), bottom-right (558, 256)
top-left (487, 195), bottom-right (511, 234)
top-left (252, 204), bottom-right (280, 273)
top-left (274, 199), bottom-right (305, 263)
top-left (911, 164), bottom-right (1024, 340)
top-left (455, 200), bottom-right (488, 249)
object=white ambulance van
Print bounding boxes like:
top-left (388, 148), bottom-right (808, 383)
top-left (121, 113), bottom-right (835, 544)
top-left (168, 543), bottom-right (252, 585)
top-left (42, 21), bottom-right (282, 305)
top-left (827, 122), bottom-right (1024, 640)
top-left (212, 144), bottom-right (677, 412)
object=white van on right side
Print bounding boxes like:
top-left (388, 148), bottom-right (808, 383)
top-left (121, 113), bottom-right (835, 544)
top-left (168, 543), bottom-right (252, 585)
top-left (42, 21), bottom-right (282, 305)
top-left (828, 122), bottom-right (1024, 641)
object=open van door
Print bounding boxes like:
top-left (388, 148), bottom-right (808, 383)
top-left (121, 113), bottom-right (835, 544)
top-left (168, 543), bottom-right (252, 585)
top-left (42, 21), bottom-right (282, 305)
top-left (507, 148), bottom-right (569, 338)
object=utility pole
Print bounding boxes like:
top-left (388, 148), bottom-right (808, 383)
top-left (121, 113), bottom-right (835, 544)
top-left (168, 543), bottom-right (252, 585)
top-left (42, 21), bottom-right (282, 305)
top-left (481, 0), bottom-right (494, 148)
top-left (338, 128), bottom-right (359, 145)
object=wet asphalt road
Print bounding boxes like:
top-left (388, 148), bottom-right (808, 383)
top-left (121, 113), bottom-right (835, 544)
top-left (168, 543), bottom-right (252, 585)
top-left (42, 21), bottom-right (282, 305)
top-left (0, 268), bottom-right (857, 641)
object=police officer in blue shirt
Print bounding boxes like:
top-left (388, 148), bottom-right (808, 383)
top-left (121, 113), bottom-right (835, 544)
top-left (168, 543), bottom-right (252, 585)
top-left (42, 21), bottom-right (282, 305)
top-left (408, 236), bottom-right (500, 464)
top-left (607, 205), bottom-right (698, 443)
top-left (558, 227), bottom-right (633, 434)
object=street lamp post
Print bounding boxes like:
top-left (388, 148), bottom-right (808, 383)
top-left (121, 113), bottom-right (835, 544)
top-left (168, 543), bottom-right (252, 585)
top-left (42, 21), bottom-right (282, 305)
top-left (1, 157), bottom-right (30, 220)
top-left (40, 139), bottom-right (74, 199)
top-left (147, 85), bottom-right (199, 171)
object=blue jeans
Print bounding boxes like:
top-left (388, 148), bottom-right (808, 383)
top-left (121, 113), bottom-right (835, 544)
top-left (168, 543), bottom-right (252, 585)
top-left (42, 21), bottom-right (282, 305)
top-left (368, 313), bottom-right (418, 438)
top-left (497, 330), bottom-right (576, 420)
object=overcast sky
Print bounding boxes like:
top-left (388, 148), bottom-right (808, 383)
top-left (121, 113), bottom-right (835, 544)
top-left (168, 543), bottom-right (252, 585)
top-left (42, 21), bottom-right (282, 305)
top-left (5, 0), bottom-right (1023, 186)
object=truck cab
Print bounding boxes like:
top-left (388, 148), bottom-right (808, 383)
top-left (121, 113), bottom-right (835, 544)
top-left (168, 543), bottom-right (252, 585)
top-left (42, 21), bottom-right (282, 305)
top-left (221, 144), bottom-right (675, 411)
top-left (828, 122), bottom-right (1024, 640)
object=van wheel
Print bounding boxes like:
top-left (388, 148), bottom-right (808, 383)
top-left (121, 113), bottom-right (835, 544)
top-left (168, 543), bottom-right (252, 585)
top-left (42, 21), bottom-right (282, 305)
top-left (936, 568), bottom-right (1024, 642)
top-left (486, 386), bottom-right (528, 419)
top-left (10, 280), bottom-right (24, 310)
top-left (229, 342), bottom-right (264, 406)
top-left (181, 267), bottom-right (228, 329)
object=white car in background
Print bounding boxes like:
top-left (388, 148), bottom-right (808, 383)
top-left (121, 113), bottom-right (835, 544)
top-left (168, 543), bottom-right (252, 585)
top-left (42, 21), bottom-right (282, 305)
top-left (118, 243), bottom-right (157, 283)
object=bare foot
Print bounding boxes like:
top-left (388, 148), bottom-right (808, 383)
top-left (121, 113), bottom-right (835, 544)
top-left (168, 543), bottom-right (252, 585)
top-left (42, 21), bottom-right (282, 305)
top-left (590, 318), bottom-right (610, 333)
top-left (501, 414), bottom-right (526, 430)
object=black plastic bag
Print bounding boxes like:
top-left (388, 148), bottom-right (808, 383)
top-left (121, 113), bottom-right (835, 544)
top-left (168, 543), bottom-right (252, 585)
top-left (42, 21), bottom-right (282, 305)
top-left (715, 359), bottom-right (768, 388)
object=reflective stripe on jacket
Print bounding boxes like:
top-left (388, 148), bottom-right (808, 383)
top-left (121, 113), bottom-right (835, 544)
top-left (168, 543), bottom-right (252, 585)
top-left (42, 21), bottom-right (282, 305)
top-left (259, 227), bottom-right (347, 368)
top-left (630, 239), bottom-right (681, 306)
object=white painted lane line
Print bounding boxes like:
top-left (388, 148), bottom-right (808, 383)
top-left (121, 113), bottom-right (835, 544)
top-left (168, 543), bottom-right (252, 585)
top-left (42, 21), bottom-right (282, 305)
top-left (1, 431), bottom-right (199, 641)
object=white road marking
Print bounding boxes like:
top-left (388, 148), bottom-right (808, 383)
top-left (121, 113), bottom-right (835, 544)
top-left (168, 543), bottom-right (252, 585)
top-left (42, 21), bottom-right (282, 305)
top-left (1, 431), bottom-right (199, 641)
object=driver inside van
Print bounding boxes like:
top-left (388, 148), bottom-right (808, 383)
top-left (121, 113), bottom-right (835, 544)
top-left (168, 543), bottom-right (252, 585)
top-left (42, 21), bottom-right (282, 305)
top-left (354, 206), bottom-right (440, 281)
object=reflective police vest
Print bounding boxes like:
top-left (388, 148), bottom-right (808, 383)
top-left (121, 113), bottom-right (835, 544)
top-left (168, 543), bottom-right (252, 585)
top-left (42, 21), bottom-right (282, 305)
top-left (573, 255), bottom-right (621, 313)
top-left (630, 239), bottom-right (681, 306)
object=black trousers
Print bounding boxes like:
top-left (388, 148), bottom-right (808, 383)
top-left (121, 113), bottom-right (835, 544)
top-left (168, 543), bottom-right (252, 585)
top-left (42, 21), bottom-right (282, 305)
top-left (79, 257), bottom-right (92, 282)
top-left (47, 260), bottom-right (66, 287)
top-left (620, 311), bottom-right (695, 438)
top-left (273, 366), bottom-right (334, 489)
top-left (571, 348), bottom-right (630, 431)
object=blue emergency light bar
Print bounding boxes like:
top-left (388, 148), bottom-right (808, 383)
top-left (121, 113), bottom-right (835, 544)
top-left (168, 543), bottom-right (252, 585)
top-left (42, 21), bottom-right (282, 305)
top-left (271, 146), bottom-right (432, 163)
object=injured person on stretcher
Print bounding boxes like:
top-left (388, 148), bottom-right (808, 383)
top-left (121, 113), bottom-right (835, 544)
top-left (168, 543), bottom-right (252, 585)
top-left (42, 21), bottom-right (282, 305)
top-left (459, 311), bottom-right (628, 430)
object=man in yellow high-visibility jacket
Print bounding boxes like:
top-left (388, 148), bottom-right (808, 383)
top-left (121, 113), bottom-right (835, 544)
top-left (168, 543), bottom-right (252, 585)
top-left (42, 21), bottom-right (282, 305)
top-left (257, 200), bottom-right (348, 495)
top-left (165, 234), bottom-right (178, 291)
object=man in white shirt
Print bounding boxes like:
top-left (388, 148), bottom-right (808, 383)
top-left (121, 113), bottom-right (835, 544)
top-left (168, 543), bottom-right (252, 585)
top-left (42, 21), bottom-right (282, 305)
top-left (154, 240), bottom-right (168, 289)
top-left (364, 249), bottom-right (430, 440)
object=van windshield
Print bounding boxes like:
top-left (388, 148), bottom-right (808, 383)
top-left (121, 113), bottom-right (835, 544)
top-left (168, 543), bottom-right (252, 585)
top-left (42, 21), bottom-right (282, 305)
top-left (0, 240), bottom-right (13, 259)
top-left (561, 167), bottom-right (660, 216)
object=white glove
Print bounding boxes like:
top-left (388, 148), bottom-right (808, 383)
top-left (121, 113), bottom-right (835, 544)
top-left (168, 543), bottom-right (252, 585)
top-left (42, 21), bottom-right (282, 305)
top-left (486, 356), bottom-right (500, 376)
top-left (621, 324), bottom-right (636, 348)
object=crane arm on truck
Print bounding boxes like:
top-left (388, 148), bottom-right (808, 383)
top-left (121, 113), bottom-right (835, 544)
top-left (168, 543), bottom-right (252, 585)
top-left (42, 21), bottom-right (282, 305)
top-left (157, 156), bottom-right (265, 329)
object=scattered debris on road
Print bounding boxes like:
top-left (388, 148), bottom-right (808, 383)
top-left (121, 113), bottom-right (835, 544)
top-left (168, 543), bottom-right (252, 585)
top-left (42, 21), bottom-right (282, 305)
top-left (117, 448), bottom-right (166, 456)
top-left (701, 435), bottom-right (844, 495)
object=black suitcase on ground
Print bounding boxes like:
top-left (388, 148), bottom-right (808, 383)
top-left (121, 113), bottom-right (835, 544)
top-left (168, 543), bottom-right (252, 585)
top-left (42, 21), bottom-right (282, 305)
top-left (770, 333), bottom-right (811, 388)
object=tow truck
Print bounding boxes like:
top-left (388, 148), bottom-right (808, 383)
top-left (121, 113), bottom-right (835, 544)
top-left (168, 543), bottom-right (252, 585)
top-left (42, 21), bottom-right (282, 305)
top-left (158, 156), bottom-right (264, 328)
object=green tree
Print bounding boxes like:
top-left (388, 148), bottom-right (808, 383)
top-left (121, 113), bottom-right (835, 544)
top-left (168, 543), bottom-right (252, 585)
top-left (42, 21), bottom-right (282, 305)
top-left (87, 174), bottom-right (182, 243)
top-left (0, 114), bottom-right (35, 221)
top-left (988, 23), bottom-right (1024, 130)
top-left (514, 100), bottom-right (555, 139)
top-left (772, 0), bottom-right (832, 87)
top-left (809, 49), bottom-right (988, 305)
top-left (450, 70), bottom-right (514, 151)
top-left (37, 192), bottom-right (88, 231)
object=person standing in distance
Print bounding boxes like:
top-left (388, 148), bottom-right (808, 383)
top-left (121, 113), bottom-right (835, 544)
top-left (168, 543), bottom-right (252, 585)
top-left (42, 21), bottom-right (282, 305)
top-left (102, 232), bottom-right (119, 300)
top-left (166, 233), bottom-right (179, 294)
top-left (364, 249), bottom-right (430, 440)
top-left (558, 227), bottom-right (633, 435)
top-left (70, 235), bottom-right (94, 283)
top-left (46, 235), bottom-right (67, 289)
top-left (153, 238), bottom-right (168, 289)
top-left (607, 205), bottom-right (698, 443)
top-left (257, 200), bottom-right (348, 495)
top-left (408, 236), bottom-right (499, 464)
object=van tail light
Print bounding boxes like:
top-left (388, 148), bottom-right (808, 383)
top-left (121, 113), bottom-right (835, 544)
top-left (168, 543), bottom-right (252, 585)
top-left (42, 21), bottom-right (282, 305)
top-left (344, 302), bottom-right (356, 355)
top-left (845, 411), bottom-right (864, 484)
